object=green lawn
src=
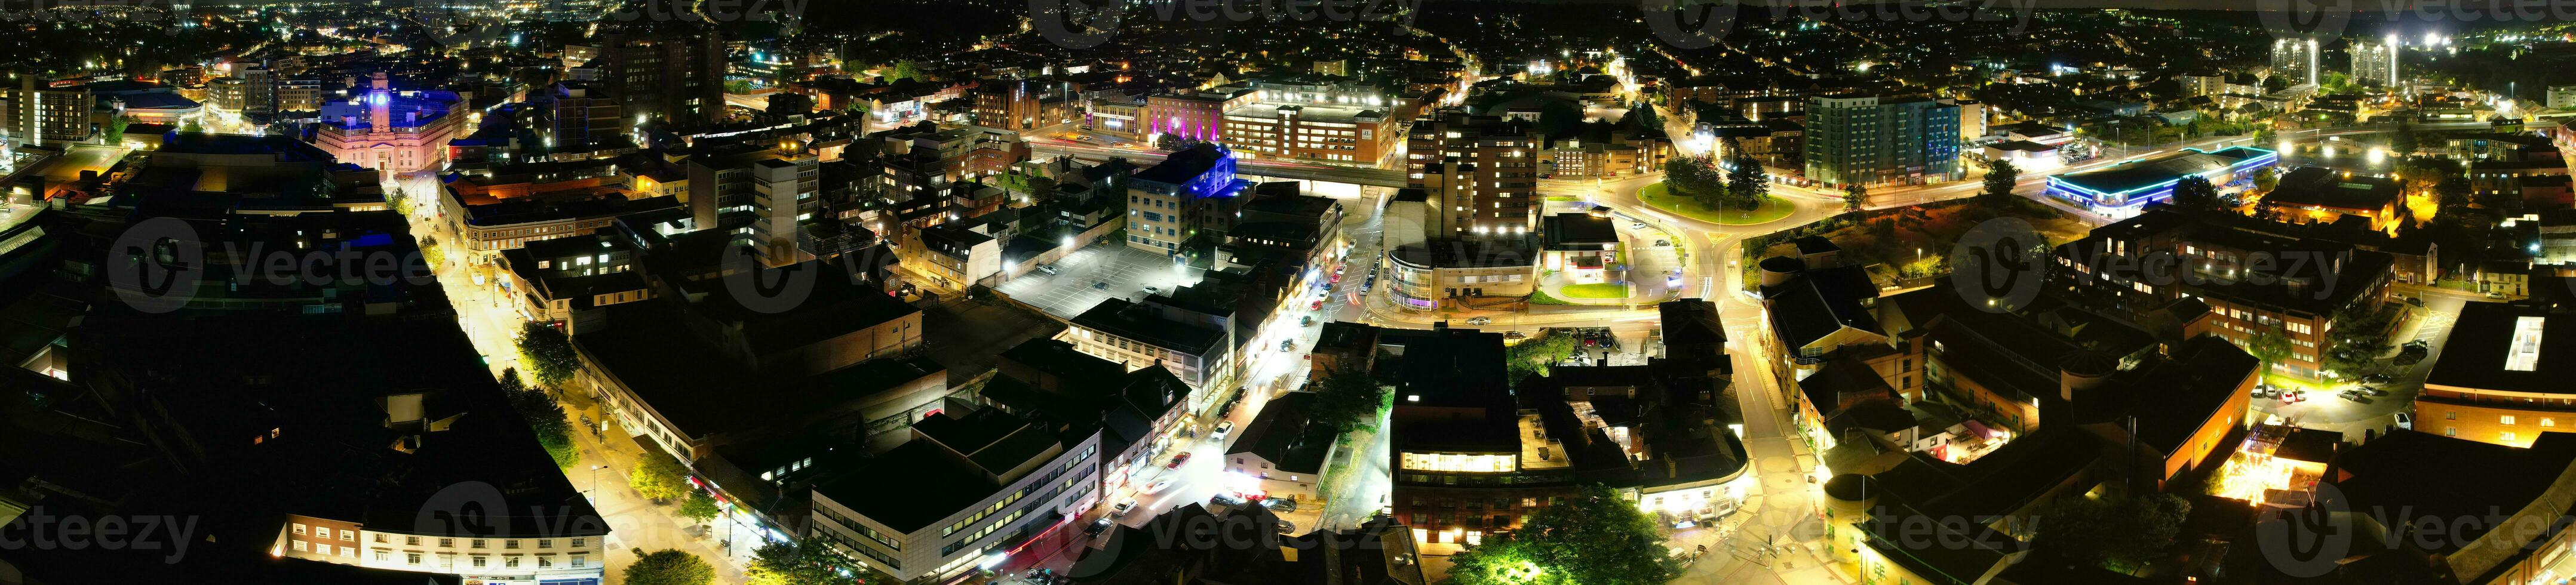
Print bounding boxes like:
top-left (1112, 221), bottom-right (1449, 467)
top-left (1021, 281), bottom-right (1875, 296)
top-left (1638, 182), bottom-right (1797, 225)
top-left (1558, 282), bottom-right (1631, 299)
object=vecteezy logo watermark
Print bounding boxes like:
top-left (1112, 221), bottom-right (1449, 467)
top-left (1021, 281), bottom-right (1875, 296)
top-left (103, 218), bottom-right (436, 314)
top-left (1646, 0), bottom-right (2035, 48)
top-left (1032, 0), bottom-right (1423, 49)
top-left (1641, 0), bottom-right (1742, 50)
top-left (0, 0), bottom-right (190, 35)
top-left (106, 217), bottom-right (204, 315)
top-left (0, 507), bottom-right (201, 563)
top-left (719, 242), bottom-right (820, 315)
top-left (1948, 217), bottom-right (2047, 313)
top-left (2256, 0), bottom-right (2354, 50)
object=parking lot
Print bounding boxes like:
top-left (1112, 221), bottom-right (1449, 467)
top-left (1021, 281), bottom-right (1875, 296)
top-left (998, 244), bottom-right (1205, 318)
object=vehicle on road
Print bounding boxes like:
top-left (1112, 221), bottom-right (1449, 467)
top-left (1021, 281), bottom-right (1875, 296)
top-left (1086, 518), bottom-right (1114, 536)
top-left (1167, 453), bottom-right (1192, 469)
top-left (1276, 520), bottom-right (1295, 534)
top-left (1262, 498), bottom-right (1299, 512)
top-left (2488, 291), bottom-right (2507, 299)
top-left (1212, 420), bottom-right (1236, 441)
top-left (1311, 300), bottom-right (1324, 310)
top-left (1504, 330), bottom-right (1527, 340)
top-left (1301, 316), bottom-right (1314, 327)
top-left (1654, 239), bottom-right (1671, 247)
top-left (1142, 286), bottom-right (1160, 295)
top-left (1036, 264), bottom-right (1061, 275)
top-left (1465, 316), bottom-right (1491, 325)
top-left (2362, 374), bottom-right (2393, 384)
top-left (1143, 478), bottom-right (1176, 494)
top-left (1631, 221), bottom-right (1647, 229)
top-left (2395, 412), bottom-right (2413, 429)
top-left (1210, 493), bottom-right (1246, 509)
top-left (1112, 500), bottom-right (1136, 516)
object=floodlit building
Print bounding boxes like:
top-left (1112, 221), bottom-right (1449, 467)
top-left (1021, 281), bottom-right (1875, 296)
top-left (1123, 143), bottom-right (1249, 255)
top-left (1802, 96), bottom-right (1961, 187)
top-left (2271, 37), bottom-right (2321, 87)
top-left (2350, 37), bottom-right (2401, 88)
top-left (2043, 146), bottom-right (2277, 214)
top-left (809, 409), bottom-right (1102, 582)
top-left (311, 80), bottom-right (466, 176)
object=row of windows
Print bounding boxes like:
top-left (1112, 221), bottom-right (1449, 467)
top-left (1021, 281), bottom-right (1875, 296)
top-left (294, 524), bottom-right (583, 552)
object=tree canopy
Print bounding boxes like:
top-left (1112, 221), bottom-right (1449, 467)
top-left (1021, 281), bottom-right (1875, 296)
top-left (517, 322), bottom-right (581, 389)
top-left (748, 537), bottom-right (876, 585)
top-left (2033, 492), bottom-right (2191, 571)
top-left (1310, 365), bottom-right (1388, 435)
top-left (631, 455), bottom-right (692, 503)
top-left (626, 549), bottom-right (716, 585)
top-left (1981, 159), bottom-right (2021, 206)
top-left (1447, 484), bottom-right (1680, 585)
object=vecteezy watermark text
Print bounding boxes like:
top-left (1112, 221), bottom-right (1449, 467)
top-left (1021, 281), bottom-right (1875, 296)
top-left (106, 217), bottom-right (435, 314)
top-left (1033, 0), bottom-right (1423, 49)
top-left (0, 507), bottom-right (201, 563)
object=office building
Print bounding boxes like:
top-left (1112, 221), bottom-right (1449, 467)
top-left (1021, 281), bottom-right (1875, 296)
top-left (973, 78), bottom-right (1074, 131)
top-left (1123, 143), bottom-right (1249, 255)
top-left (750, 155), bottom-right (820, 266)
top-left (546, 81), bottom-right (625, 150)
top-left (809, 409), bottom-right (1103, 582)
top-left (2417, 303), bottom-right (2576, 447)
top-left (595, 26), bottom-right (724, 128)
top-left (1801, 96), bottom-right (1961, 188)
top-left (2050, 210), bottom-right (2396, 381)
top-left (1405, 113), bottom-right (1542, 236)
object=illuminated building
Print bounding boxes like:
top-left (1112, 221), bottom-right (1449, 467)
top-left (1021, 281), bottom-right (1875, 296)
top-left (1122, 143), bottom-right (1248, 255)
top-left (2044, 146), bottom-right (2276, 214)
top-left (1, 77), bottom-right (92, 148)
top-left (310, 79), bottom-right (465, 176)
top-left (809, 409), bottom-right (1103, 583)
top-left (1406, 113), bottom-right (1541, 235)
top-left (2050, 209), bottom-right (2395, 382)
top-left (2272, 37), bottom-right (2320, 87)
top-left (594, 26), bottom-right (724, 128)
top-left (1375, 315), bottom-right (1749, 580)
top-left (2259, 166), bottom-right (2402, 231)
top-left (2351, 36), bottom-right (2400, 88)
top-left (2417, 303), bottom-right (2576, 448)
top-left (1801, 96), bottom-right (1960, 188)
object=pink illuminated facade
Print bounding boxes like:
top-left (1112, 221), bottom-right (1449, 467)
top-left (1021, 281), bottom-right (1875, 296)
top-left (1144, 88), bottom-right (1255, 144)
top-left (311, 78), bottom-right (465, 176)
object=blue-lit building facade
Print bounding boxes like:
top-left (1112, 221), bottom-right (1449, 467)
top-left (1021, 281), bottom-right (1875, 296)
top-left (1125, 143), bottom-right (1251, 256)
top-left (2046, 146), bottom-right (2278, 216)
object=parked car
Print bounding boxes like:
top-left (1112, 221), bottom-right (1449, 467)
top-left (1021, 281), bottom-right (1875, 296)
top-left (1262, 498), bottom-right (1300, 513)
top-left (1279, 339), bottom-right (1294, 352)
top-left (1036, 264), bottom-right (1061, 275)
top-left (2362, 374), bottom-right (2394, 384)
top-left (1465, 316), bottom-right (1492, 325)
top-left (1654, 239), bottom-right (1672, 247)
top-left (1212, 420), bottom-right (1236, 441)
top-left (1167, 453), bottom-right (1192, 469)
top-left (1111, 500), bottom-right (1136, 516)
top-left (2406, 297), bottom-right (2425, 307)
top-left (2488, 291), bottom-right (2508, 299)
top-left (1311, 300), bottom-right (1324, 310)
top-left (1086, 518), bottom-right (1114, 536)
top-left (1144, 478), bottom-right (1176, 494)
top-left (1141, 286), bottom-right (1160, 295)
top-left (1504, 330), bottom-right (1528, 340)
top-left (1631, 221), bottom-right (1647, 229)
top-left (2394, 412), bottom-right (2413, 429)
top-left (1209, 493), bottom-right (1246, 511)
top-left (1276, 520), bottom-right (1296, 534)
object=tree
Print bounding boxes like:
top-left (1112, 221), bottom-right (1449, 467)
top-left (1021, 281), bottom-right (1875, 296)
top-left (180, 118), bottom-right (204, 134)
top-left (1663, 155), bottom-right (1724, 211)
top-left (1843, 183), bottom-right (1868, 214)
top-left (386, 186), bottom-right (416, 217)
top-left (1503, 332), bottom-right (1579, 388)
top-left (517, 321), bottom-right (581, 389)
top-left (2167, 175), bottom-right (2221, 211)
top-left (2033, 493), bottom-right (2190, 571)
top-left (1310, 365), bottom-right (1389, 435)
top-left (417, 236), bottom-right (445, 268)
top-left (2251, 166), bottom-right (2282, 194)
top-left (886, 60), bottom-right (922, 82)
top-left (501, 368), bottom-right (580, 469)
top-left (1981, 158), bottom-right (2021, 207)
top-left (625, 549), bottom-right (716, 585)
top-left (2390, 124), bottom-right (2419, 156)
top-left (2436, 174), bottom-right (2473, 212)
top-left (678, 489), bottom-right (721, 526)
top-left (2323, 303), bottom-right (2397, 378)
top-left (1725, 153), bottom-right (1768, 211)
top-left (2245, 326), bottom-right (2293, 382)
top-left (1448, 484), bottom-right (1680, 585)
top-left (103, 115), bottom-right (134, 144)
top-left (748, 537), bottom-right (873, 585)
top-left (631, 455), bottom-right (692, 503)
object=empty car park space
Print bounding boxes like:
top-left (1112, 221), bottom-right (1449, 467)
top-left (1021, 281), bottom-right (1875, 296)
top-left (999, 244), bottom-right (1203, 319)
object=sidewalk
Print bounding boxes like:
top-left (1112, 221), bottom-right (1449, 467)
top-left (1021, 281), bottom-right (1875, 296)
top-left (560, 392), bottom-right (754, 583)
